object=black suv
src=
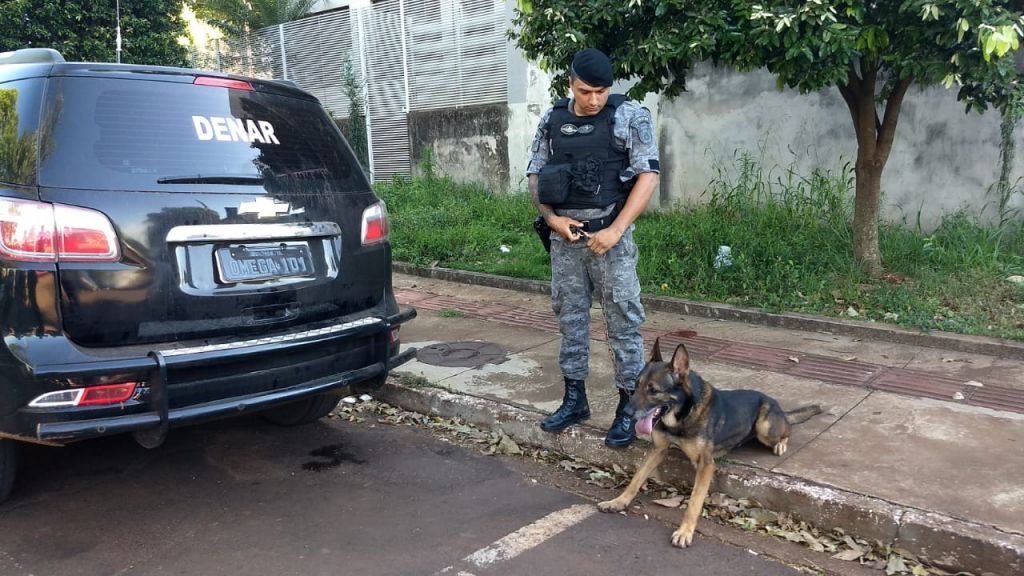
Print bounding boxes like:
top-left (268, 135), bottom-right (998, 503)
top-left (0, 48), bottom-right (416, 502)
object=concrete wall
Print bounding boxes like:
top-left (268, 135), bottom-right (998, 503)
top-left (658, 63), bottom-right (1024, 228)
top-left (506, 60), bottom-right (554, 192)
top-left (408, 104), bottom-right (510, 192)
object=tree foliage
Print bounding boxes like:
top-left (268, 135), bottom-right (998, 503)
top-left (513, 0), bottom-right (1024, 275)
top-left (0, 0), bottom-right (189, 66)
top-left (514, 1), bottom-right (1022, 106)
top-left (0, 89), bottom-right (36, 185)
top-left (190, 0), bottom-right (317, 37)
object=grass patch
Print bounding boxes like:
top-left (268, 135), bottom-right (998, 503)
top-left (377, 172), bottom-right (550, 280)
top-left (377, 155), bottom-right (1024, 341)
top-left (438, 309), bottom-right (464, 318)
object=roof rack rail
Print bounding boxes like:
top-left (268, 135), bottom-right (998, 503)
top-left (0, 48), bottom-right (65, 65)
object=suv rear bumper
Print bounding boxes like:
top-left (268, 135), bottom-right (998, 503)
top-left (21, 307), bottom-right (417, 444)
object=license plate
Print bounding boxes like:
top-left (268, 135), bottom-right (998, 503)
top-left (215, 243), bottom-right (314, 283)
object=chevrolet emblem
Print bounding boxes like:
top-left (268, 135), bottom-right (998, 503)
top-left (238, 197), bottom-right (290, 218)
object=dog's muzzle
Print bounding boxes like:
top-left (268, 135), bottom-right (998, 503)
top-left (634, 405), bottom-right (666, 436)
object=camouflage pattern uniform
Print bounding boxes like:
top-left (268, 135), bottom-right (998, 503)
top-left (527, 99), bottom-right (660, 392)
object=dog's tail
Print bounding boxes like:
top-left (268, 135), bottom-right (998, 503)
top-left (786, 404), bottom-right (823, 425)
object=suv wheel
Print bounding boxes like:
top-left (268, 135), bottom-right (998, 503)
top-left (0, 439), bottom-right (17, 503)
top-left (261, 394), bottom-right (341, 426)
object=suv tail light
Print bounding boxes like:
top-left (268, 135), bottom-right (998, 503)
top-left (28, 382), bottom-right (137, 408)
top-left (194, 76), bottom-right (254, 91)
top-left (361, 201), bottom-right (389, 246)
top-left (0, 198), bottom-right (120, 262)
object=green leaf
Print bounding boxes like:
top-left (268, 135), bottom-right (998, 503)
top-left (984, 34), bottom-right (998, 57)
top-left (995, 38), bottom-right (1011, 58)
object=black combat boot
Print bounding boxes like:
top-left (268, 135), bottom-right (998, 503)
top-left (540, 378), bottom-right (590, 433)
top-left (604, 388), bottom-right (637, 448)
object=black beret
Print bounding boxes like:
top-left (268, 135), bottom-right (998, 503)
top-left (571, 48), bottom-right (613, 88)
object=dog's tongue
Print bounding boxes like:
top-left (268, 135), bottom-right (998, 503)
top-left (636, 410), bottom-right (656, 436)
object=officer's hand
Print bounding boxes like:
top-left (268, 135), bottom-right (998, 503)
top-left (587, 227), bottom-right (622, 256)
top-left (547, 216), bottom-right (586, 242)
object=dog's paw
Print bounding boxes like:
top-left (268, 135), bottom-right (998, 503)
top-left (773, 438), bottom-right (788, 456)
top-left (670, 526), bottom-right (695, 548)
top-left (597, 498), bottom-right (627, 513)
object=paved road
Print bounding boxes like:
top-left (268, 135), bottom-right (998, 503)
top-left (0, 412), bottom-right (801, 576)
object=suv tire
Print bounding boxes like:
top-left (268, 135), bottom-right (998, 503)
top-left (0, 440), bottom-right (17, 503)
top-left (261, 394), bottom-right (341, 426)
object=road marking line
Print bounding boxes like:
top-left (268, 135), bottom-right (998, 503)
top-left (464, 504), bottom-right (596, 567)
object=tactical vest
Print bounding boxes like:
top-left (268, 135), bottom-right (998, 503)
top-left (543, 94), bottom-right (631, 209)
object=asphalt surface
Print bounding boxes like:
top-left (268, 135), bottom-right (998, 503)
top-left (0, 412), bottom-right (803, 576)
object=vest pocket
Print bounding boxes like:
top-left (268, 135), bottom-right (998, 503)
top-left (537, 164), bottom-right (572, 205)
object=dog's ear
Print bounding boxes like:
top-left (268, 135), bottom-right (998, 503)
top-left (650, 337), bottom-right (663, 362)
top-left (670, 343), bottom-right (690, 376)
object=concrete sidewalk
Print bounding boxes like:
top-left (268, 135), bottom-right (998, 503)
top-left (382, 269), bottom-right (1024, 576)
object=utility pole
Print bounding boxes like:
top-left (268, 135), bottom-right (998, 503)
top-left (115, 0), bottom-right (123, 63)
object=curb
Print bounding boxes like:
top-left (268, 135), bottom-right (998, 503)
top-left (394, 263), bottom-right (1024, 361)
top-left (376, 381), bottom-right (1024, 576)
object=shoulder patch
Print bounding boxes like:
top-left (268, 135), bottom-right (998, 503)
top-left (628, 106), bottom-right (654, 144)
top-left (638, 121), bottom-right (654, 144)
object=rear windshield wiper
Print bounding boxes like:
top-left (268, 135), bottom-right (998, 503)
top-left (157, 174), bottom-right (264, 185)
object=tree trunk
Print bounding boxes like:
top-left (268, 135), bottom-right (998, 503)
top-left (997, 106), bottom-right (1020, 229)
top-left (853, 161), bottom-right (884, 276)
top-left (838, 62), bottom-right (913, 277)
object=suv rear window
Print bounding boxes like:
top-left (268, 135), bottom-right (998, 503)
top-left (39, 76), bottom-right (367, 193)
top-left (0, 78), bottom-right (43, 186)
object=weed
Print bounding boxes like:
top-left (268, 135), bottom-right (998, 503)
top-left (395, 374), bottom-right (432, 388)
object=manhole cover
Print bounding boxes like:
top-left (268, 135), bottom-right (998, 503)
top-left (417, 341), bottom-right (507, 368)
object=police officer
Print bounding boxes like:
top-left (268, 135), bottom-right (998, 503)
top-left (527, 48), bottom-right (659, 448)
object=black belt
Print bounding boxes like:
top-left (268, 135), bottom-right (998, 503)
top-left (579, 206), bottom-right (621, 233)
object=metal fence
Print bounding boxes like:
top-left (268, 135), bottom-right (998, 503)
top-left (191, 0), bottom-right (510, 182)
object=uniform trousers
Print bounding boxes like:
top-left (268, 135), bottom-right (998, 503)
top-left (549, 207), bottom-right (645, 391)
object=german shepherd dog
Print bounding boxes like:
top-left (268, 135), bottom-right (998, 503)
top-left (597, 338), bottom-right (821, 548)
